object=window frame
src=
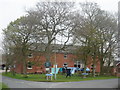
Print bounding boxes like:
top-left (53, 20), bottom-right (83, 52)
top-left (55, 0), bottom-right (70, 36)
top-left (27, 61), bottom-right (33, 69)
top-left (28, 53), bottom-right (33, 58)
top-left (64, 54), bottom-right (68, 59)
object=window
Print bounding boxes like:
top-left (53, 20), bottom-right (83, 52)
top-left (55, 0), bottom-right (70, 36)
top-left (74, 61), bottom-right (81, 68)
top-left (27, 61), bottom-right (32, 69)
top-left (74, 62), bottom-right (77, 67)
top-left (64, 54), bottom-right (68, 59)
top-left (63, 63), bottom-right (68, 67)
top-left (28, 53), bottom-right (33, 58)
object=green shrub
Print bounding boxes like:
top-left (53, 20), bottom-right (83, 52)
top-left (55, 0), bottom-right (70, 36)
top-left (21, 75), bottom-right (29, 78)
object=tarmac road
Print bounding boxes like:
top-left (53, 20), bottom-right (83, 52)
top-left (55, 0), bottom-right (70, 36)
top-left (1, 75), bottom-right (119, 88)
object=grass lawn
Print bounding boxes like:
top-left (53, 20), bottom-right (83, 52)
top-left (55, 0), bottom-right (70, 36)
top-left (0, 82), bottom-right (9, 89)
top-left (2, 72), bottom-right (118, 82)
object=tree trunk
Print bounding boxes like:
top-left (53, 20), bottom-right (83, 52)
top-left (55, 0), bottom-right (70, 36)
top-left (107, 47), bottom-right (112, 75)
top-left (83, 55), bottom-right (87, 78)
top-left (92, 54), bottom-right (96, 77)
top-left (5, 65), bottom-right (8, 74)
top-left (22, 47), bottom-right (27, 75)
top-left (11, 66), bottom-right (16, 76)
top-left (100, 58), bottom-right (104, 75)
top-left (107, 65), bottom-right (110, 74)
top-left (93, 65), bottom-right (96, 77)
top-left (107, 58), bottom-right (111, 75)
top-left (83, 64), bottom-right (87, 78)
top-left (100, 44), bottom-right (104, 75)
top-left (93, 53), bottom-right (96, 77)
top-left (45, 44), bottom-right (51, 73)
top-left (23, 60), bottom-right (27, 75)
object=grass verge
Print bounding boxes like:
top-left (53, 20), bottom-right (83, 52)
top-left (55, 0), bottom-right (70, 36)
top-left (2, 72), bottom-right (118, 82)
top-left (0, 82), bottom-right (9, 89)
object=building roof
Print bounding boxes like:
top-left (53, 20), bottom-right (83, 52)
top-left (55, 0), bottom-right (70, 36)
top-left (116, 62), bottom-right (120, 66)
top-left (30, 43), bottom-right (78, 54)
top-left (114, 61), bottom-right (120, 66)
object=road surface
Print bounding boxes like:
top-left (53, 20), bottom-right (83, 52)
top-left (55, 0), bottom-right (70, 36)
top-left (1, 75), bottom-right (119, 88)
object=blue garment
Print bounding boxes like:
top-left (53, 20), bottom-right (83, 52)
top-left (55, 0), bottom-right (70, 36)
top-left (59, 68), bottom-right (63, 72)
top-left (51, 68), bottom-right (60, 74)
top-left (71, 68), bottom-right (76, 74)
top-left (80, 67), bottom-right (90, 71)
top-left (86, 67), bottom-right (90, 71)
top-left (46, 74), bottom-right (53, 76)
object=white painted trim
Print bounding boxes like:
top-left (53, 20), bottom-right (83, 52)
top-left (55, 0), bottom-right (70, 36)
top-left (27, 67), bottom-right (32, 69)
top-left (116, 62), bottom-right (120, 66)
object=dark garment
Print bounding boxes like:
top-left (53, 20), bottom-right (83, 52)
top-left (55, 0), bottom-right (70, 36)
top-left (66, 69), bottom-right (71, 78)
top-left (62, 67), bottom-right (67, 73)
top-left (2, 64), bottom-right (5, 70)
top-left (62, 68), bottom-right (65, 73)
top-left (81, 68), bottom-right (84, 71)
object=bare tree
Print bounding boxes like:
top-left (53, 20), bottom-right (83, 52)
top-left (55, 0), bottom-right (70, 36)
top-left (3, 16), bottom-right (37, 75)
top-left (72, 2), bottom-right (117, 76)
top-left (27, 2), bottom-right (75, 68)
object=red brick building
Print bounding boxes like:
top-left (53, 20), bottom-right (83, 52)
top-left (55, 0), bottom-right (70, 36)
top-left (116, 62), bottom-right (120, 77)
top-left (13, 51), bottom-right (100, 74)
top-left (112, 61), bottom-right (120, 77)
top-left (14, 52), bottom-right (75, 74)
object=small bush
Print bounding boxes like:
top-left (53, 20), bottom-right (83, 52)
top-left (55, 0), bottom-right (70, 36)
top-left (21, 75), bottom-right (29, 78)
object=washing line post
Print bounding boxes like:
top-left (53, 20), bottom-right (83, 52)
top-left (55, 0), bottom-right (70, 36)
top-left (54, 35), bottom-right (57, 80)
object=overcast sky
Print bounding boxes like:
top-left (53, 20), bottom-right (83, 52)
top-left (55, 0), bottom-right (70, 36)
top-left (0, 0), bottom-right (119, 51)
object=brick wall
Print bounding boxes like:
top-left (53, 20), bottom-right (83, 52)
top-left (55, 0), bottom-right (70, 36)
top-left (14, 53), bottom-right (75, 73)
top-left (14, 52), bottom-right (101, 73)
